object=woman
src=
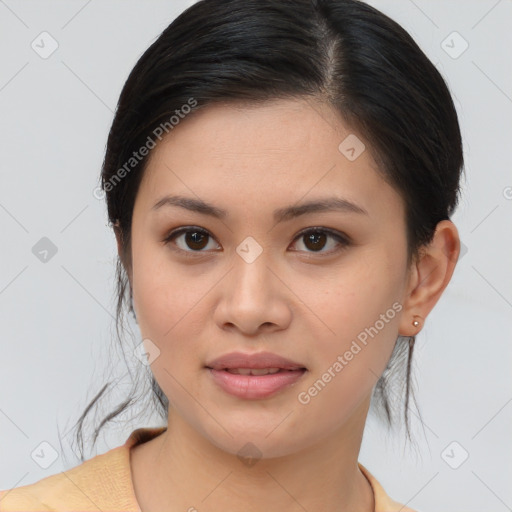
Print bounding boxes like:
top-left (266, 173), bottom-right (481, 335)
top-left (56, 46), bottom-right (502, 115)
top-left (0, 0), bottom-right (463, 510)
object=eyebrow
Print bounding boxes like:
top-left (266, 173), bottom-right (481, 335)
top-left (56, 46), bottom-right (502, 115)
top-left (151, 194), bottom-right (368, 223)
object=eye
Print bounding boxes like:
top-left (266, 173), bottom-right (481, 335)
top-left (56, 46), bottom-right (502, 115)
top-left (290, 227), bottom-right (351, 255)
top-left (162, 226), bottom-right (351, 257)
top-left (163, 227), bottom-right (220, 256)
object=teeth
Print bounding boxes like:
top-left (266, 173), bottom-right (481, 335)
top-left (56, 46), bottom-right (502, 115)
top-left (225, 368), bottom-right (281, 375)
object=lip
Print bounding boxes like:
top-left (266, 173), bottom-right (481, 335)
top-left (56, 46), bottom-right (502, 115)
top-left (205, 351), bottom-right (307, 400)
top-left (207, 367), bottom-right (307, 399)
top-left (205, 351), bottom-right (306, 371)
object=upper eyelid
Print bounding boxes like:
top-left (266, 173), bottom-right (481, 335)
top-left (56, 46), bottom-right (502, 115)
top-left (294, 226), bottom-right (350, 240)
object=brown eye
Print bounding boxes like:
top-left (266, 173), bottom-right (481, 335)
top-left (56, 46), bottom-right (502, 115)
top-left (183, 230), bottom-right (209, 250)
top-left (303, 231), bottom-right (328, 251)
top-left (291, 228), bottom-right (351, 255)
top-left (163, 227), bottom-right (220, 254)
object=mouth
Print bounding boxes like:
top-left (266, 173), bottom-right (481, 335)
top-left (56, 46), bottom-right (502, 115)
top-left (205, 367), bottom-right (307, 399)
top-left (206, 367), bottom-right (306, 375)
top-left (204, 351), bottom-right (308, 399)
top-left (205, 350), bottom-right (307, 372)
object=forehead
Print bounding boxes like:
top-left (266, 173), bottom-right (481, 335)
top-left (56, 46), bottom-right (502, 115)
top-left (134, 98), bottom-right (404, 223)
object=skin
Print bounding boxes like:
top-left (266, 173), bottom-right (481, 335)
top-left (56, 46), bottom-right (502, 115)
top-left (116, 98), bottom-right (460, 512)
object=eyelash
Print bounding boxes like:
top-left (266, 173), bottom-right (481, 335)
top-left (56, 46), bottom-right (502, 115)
top-left (162, 226), bottom-right (352, 259)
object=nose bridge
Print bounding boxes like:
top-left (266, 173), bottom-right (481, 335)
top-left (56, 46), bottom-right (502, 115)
top-left (215, 240), bottom-right (291, 333)
top-left (230, 240), bottom-right (274, 302)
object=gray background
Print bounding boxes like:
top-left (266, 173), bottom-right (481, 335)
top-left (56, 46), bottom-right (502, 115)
top-left (1, 0), bottom-right (511, 510)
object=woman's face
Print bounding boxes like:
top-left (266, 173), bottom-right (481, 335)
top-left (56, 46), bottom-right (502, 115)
top-left (128, 98), bottom-right (413, 457)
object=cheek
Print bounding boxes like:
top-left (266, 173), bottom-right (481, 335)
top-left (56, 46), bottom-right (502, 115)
top-left (293, 269), bottom-right (404, 431)
top-left (131, 241), bottom-right (213, 371)
top-left (131, 241), bottom-right (188, 339)
top-left (303, 251), bottom-right (406, 373)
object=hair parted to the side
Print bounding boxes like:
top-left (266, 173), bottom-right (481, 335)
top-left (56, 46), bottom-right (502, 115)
top-left (69, 0), bottom-right (463, 462)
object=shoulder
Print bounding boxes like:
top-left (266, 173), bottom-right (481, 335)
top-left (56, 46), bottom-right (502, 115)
top-left (0, 443), bottom-right (135, 512)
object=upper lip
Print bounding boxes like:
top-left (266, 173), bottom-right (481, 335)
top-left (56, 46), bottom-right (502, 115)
top-left (205, 351), bottom-right (306, 371)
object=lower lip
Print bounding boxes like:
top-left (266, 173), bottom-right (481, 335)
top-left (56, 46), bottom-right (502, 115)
top-left (207, 368), bottom-right (307, 400)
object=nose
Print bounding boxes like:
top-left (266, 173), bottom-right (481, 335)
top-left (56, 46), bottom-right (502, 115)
top-left (213, 251), bottom-right (292, 336)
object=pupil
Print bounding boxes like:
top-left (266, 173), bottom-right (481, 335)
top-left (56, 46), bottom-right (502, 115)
top-left (186, 231), bottom-right (207, 250)
top-left (305, 232), bottom-right (326, 251)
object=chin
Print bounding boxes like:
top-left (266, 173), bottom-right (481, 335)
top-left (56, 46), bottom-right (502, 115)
top-left (198, 421), bottom-right (315, 461)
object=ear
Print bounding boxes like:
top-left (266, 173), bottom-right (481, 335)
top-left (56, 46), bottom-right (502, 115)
top-left (399, 220), bottom-right (460, 336)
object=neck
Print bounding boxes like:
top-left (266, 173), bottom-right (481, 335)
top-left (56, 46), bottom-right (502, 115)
top-left (131, 400), bottom-right (374, 512)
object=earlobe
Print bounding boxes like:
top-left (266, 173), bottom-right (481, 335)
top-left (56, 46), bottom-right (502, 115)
top-left (398, 220), bottom-right (460, 336)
